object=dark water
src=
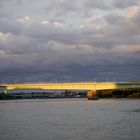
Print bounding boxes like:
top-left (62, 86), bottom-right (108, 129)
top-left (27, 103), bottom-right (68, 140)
top-left (0, 98), bottom-right (140, 140)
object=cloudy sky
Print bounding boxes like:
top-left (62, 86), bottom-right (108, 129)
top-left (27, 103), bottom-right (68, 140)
top-left (0, 0), bottom-right (140, 83)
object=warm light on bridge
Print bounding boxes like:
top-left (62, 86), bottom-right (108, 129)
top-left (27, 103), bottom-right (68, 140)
top-left (1, 82), bottom-right (140, 91)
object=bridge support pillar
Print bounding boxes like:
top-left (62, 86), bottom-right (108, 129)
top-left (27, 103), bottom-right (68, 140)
top-left (87, 90), bottom-right (99, 100)
top-left (4, 89), bottom-right (7, 95)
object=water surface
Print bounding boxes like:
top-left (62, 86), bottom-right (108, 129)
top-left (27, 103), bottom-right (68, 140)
top-left (0, 98), bottom-right (140, 140)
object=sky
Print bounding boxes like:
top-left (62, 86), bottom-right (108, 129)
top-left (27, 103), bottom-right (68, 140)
top-left (0, 0), bottom-right (140, 83)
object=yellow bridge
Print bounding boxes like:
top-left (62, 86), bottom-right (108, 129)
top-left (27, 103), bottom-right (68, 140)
top-left (1, 82), bottom-right (140, 99)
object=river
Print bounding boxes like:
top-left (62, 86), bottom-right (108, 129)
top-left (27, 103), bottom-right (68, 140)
top-left (0, 98), bottom-right (140, 140)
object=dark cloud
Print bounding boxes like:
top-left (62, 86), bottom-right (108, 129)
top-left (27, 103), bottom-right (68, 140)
top-left (113, 0), bottom-right (138, 9)
top-left (0, 0), bottom-right (23, 6)
top-left (26, 22), bottom-right (81, 45)
top-left (0, 19), bottom-right (23, 34)
top-left (44, 0), bottom-right (82, 17)
top-left (44, 0), bottom-right (112, 19)
top-left (0, 64), bottom-right (140, 83)
top-left (85, 0), bottom-right (111, 10)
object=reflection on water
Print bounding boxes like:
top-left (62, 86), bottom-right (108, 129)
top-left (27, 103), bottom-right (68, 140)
top-left (0, 98), bottom-right (140, 140)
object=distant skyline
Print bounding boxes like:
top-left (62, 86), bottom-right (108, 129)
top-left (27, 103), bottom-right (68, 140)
top-left (0, 0), bottom-right (140, 83)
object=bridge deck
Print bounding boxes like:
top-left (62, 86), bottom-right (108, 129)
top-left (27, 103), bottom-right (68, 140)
top-left (1, 82), bottom-right (140, 91)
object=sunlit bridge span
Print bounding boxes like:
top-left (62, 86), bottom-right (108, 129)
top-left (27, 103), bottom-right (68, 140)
top-left (1, 82), bottom-right (140, 100)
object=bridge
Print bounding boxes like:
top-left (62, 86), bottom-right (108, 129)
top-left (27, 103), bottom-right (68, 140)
top-left (1, 82), bottom-right (140, 100)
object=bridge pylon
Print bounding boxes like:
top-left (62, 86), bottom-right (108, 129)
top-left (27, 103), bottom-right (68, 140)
top-left (87, 90), bottom-right (99, 100)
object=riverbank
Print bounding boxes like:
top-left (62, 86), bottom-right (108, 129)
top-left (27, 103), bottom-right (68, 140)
top-left (0, 88), bottom-right (140, 100)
